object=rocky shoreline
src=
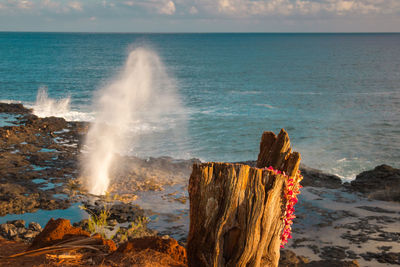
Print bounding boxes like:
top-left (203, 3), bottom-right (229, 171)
top-left (0, 102), bottom-right (399, 266)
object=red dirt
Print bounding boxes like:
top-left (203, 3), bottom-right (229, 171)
top-left (91, 233), bottom-right (117, 252)
top-left (116, 236), bottom-right (187, 264)
top-left (0, 219), bottom-right (186, 266)
top-left (106, 249), bottom-right (187, 267)
top-left (29, 218), bottom-right (90, 250)
top-left (0, 237), bottom-right (55, 267)
top-left (0, 235), bottom-right (187, 267)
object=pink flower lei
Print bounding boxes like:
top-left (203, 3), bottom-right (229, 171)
top-left (264, 166), bottom-right (303, 248)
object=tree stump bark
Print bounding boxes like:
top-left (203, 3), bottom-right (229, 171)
top-left (187, 129), bottom-right (301, 267)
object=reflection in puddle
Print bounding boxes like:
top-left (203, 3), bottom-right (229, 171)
top-left (133, 184), bottom-right (189, 241)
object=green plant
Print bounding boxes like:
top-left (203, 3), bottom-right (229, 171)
top-left (129, 216), bottom-right (150, 235)
top-left (118, 216), bottom-right (151, 242)
top-left (79, 205), bottom-right (118, 239)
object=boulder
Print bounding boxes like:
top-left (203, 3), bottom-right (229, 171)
top-left (350, 165), bottom-right (400, 202)
top-left (23, 229), bottom-right (39, 239)
top-left (7, 219), bottom-right (26, 228)
top-left (0, 223), bottom-right (18, 239)
top-left (300, 165), bottom-right (343, 189)
top-left (28, 222), bottom-right (42, 232)
top-left (278, 250), bottom-right (309, 266)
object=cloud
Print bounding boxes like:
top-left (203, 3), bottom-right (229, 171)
top-left (18, 0), bottom-right (34, 9)
top-left (0, 0), bottom-right (86, 14)
top-left (122, 0), bottom-right (176, 15)
top-left (68, 1), bottom-right (83, 11)
top-left (0, 0), bottom-right (399, 22)
top-left (202, 0), bottom-right (400, 17)
top-left (158, 0), bottom-right (175, 15)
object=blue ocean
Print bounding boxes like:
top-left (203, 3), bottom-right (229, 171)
top-left (1, 32), bottom-right (399, 180)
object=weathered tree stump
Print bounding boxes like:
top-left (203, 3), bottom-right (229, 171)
top-left (256, 129), bottom-right (301, 178)
top-left (187, 129), bottom-right (301, 267)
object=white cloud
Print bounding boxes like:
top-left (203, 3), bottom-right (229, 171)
top-left (0, 0), bottom-right (399, 20)
top-left (198, 0), bottom-right (400, 17)
top-left (68, 1), bottom-right (83, 11)
top-left (17, 0), bottom-right (34, 9)
top-left (122, 0), bottom-right (176, 15)
top-left (158, 0), bottom-right (175, 14)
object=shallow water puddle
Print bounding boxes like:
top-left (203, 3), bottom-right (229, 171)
top-left (0, 203), bottom-right (88, 228)
top-left (32, 178), bottom-right (63, 190)
top-left (38, 148), bottom-right (58, 153)
top-left (0, 113), bottom-right (20, 127)
top-left (133, 184), bottom-right (189, 241)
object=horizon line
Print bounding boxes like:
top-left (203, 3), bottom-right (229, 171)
top-left (1, 31), bottom-right (399, 34)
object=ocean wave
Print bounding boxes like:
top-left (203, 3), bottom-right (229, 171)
top-left (231, 90), bottom-right (261, 95)
top-left (254, 103), bottom-right (274, 109)
top-left (27, 87), bottom-right (94, 122)
top-left (0, 99), bottom-right (22, 104)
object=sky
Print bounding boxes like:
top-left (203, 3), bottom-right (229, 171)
top-left (0, 0), bottom-right (399, 32)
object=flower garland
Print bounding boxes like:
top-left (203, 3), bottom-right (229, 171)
top-left (265, 166), bottom-right (303, 248)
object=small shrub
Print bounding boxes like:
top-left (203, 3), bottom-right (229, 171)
top-left (79, 205), bottom-right (118, 239)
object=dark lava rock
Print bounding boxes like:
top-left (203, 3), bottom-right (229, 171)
top-left (360, 251), bottom-right (400, 264)
top-left (300, 165), bottom-right (343, 189)
top-left (0, 102), bottom-right (86, 215)
top-left (278, 249), bottom-right (360, 267)
top-left (0, 183), bottom-right (25, 200)
top-left (0, 183), bottom-right (39, 216)
top-left (0, 221), bottom-right (41, 242)
top-left (235, 161), bottom-right (343, 189)
top-left (356, 206), bottom-right (396, 213)
top-left (0, 182), bottom-right (70, 216)
top-left (28, 222), bottom-right (42, 232)
top-left (304, 260), bottom-right (360, 267)
top-left (22, 115), bottom-right (67, 132)
top-left (0, 223), bottom-right (18, 239)
top-left (83, 201), bottom-right (145, 223)
top-left (278, 249), bottom-right (309, 266)
top-left (320, 246), bottom-right (347, 260)
top-left (7, 220), bottom-right (25, 228)
top-left (350, 164), bottom-right (400, 202)
top-left (0, 103), bottom-right (31, 114)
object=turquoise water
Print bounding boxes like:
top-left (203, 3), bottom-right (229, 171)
top-left (1, 33), bottom-right (399, 180)
top-left (0, 203), bottom-right (87, 227)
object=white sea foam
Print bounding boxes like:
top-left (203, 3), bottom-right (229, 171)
top-left (30, 87), bottom-right (94, 122)
top-left (254, 103), bottom-right (274, 109)
top-left (0, 99), bottom-right (22, 104)
top-left (82, 46), bottom-right (187, 195)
